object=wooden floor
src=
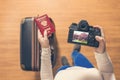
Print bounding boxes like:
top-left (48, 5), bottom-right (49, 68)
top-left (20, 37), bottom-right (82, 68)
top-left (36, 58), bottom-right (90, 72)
top-left (0, 0), bottom-right (120, 80)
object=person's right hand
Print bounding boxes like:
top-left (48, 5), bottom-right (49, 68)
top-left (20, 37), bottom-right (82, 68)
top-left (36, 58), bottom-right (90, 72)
top-left (94, 26), bottom-right (106, 54)
top-left (38, 30), bottom-right (49, 48)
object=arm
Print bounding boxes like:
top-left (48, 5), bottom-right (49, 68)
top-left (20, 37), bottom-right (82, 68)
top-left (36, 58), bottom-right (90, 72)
top-left (94, 26), bottom-right (116, 80)
top-left (38, 30), bottom-right (53, 80)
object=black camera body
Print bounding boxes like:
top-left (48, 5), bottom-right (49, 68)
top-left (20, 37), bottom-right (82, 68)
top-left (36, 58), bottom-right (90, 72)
top-left (67, 20), bottom-right (101, 47)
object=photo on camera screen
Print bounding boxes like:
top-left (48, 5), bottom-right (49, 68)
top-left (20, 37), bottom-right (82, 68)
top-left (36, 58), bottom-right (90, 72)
top-left (72, 31), bottom-right (89, 44)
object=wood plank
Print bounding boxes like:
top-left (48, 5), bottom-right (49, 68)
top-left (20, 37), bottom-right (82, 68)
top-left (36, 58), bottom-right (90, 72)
top-left (0, 0), bottom-right (120, 80)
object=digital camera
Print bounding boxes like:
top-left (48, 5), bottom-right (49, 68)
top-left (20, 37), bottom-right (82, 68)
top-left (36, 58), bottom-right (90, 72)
top-left (67, 20), bottom-right (101, 47)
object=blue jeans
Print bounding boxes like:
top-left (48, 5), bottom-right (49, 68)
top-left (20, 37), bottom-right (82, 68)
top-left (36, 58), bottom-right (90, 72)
top-left (57, 50), bottom-right (94, 72)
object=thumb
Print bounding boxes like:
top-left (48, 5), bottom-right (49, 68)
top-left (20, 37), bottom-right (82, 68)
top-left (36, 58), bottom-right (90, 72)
top-left (44, 30), bottom-right (48, 39)
top-left (95, 36), bottom-right (106, 53)
top-left (38, 30), bottom-right (42, 41)
top-left (95, 36), bottom-right (103, 42)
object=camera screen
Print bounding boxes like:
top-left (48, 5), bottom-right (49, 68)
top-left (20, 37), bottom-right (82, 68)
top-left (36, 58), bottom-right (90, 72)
top-left (72, 31), bottom-right (89, 44)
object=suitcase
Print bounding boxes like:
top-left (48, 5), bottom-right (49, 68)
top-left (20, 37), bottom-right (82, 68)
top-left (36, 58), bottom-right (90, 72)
top-left (20, 17), bottom-right (57, 71)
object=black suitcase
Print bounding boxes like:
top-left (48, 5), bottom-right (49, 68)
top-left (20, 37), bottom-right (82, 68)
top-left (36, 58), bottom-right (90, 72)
top-left (20, 17), bottom-right (57, 71)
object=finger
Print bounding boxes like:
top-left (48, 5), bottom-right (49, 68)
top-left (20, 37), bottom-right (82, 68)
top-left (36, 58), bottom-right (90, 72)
top-left (99, 27), bottom-right (104, 38)
top-left (94, 25), bottom-right (104, 38)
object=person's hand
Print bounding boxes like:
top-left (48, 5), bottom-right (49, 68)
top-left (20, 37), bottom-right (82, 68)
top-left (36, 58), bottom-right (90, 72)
top-left (94, 26), bottom-right (106, 54)
top-left (38, 30), bottom-right (49, 48)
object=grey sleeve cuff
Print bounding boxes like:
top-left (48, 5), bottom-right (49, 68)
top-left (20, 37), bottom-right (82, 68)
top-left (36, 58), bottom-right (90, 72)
top-left (41, 47), bottom-right (51, 56)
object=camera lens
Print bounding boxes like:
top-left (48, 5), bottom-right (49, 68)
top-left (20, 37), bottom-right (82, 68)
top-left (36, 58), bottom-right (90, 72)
top-left (78, 20), bottom-right (89, 31)
top-left (81, 24), bottom-right (87, 29)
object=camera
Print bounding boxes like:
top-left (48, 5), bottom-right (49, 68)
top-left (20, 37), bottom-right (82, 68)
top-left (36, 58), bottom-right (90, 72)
top-left (67, 20), bottom-right (101, 47)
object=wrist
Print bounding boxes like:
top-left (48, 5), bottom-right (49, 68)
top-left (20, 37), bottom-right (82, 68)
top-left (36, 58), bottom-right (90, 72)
top-left (95, 46), bottom-right (106, 54)
top-left (95, 50), bottom-right (106, 54)
top-left (41, 43), bottom-right (49, 48)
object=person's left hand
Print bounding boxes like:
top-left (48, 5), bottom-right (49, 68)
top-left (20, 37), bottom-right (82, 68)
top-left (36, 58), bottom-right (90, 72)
top-left (38, 30), bottom-right (49, 48)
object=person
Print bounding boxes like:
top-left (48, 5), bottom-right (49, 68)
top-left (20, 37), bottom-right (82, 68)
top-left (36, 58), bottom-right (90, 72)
top-left (38, 26), bottom-right (116, 80)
